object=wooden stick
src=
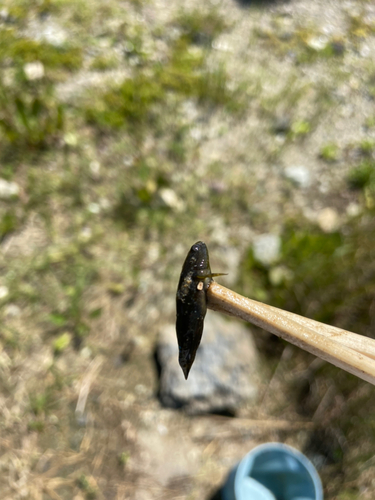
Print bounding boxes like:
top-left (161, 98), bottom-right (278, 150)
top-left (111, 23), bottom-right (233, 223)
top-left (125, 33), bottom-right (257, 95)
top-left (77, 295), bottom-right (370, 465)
top-left (207, 282), bottom-right (375, 386)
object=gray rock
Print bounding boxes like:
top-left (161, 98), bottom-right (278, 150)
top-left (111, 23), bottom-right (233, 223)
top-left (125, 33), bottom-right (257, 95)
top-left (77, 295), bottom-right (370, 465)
top-left (157, 312), bottom-right (258, 415)
top-left (284, 165), bottom-right (311, 188)
top-left (273, 115), bottom-right (291, 134)
top-left (252, 233), bottom-right (281, 266)
top-left (0, 179), bottom-right (20, 199)
top-left (4, 304), bottom-right (21, 317)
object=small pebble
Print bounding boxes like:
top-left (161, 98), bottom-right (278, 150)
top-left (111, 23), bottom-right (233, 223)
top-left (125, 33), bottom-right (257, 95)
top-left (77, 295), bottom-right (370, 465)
top-left (284, 166), bottom-right (311, 188)
top-left (159, 188), bottom-right (184, 211)
top-left (317, 208), bottom-right (339, 233)
top-left (0, 286), bottom-right (9, 300)
top-left (346, 203), bottom-right (361, 218)
top-left (0, 179), bottom-right (20, 199)
top-left (64, 133), bottom-right (78, 146)
top-left (23, 61), bottom-right (45, 81)
top-left (4, 304), bottom-right (21, 317)
top-left (253, 234), bottom-right (281, 266)
top-left (307, 35), bottom-right (328, 51)
top-left (80, 346), bottom-right (92, 359)
top-left (88, 203), bottom-right (100, 214)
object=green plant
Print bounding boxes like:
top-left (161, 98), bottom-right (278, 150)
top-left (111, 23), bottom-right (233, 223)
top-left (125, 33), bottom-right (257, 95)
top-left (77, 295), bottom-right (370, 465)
top-left (240, 225), bottom-right (344, 320)
top-left (320, 142), bottom-right (339, 162)
top-left (28, 420), bottom-right (45, 432)
top-left (36, 248), bottom-right (100, 345)
top-left (0, 31), bottom-right (82, 71)
top-left (77, 474), bottom-right (97, 499)
top-left (348, 161), bottom-right (374, 190)
top-left (365, 116), bottom-right (375, 129)
top-left (176, 8), bottom-right (228, 45)
top-left (90, 53), bottom-right (119, 71)
top-left (297, 37), bottom-right (345, 64)
top-left (240, 207), bottom-right (375, 335)
top-left (118, 451), bottom-right (130, 466)
top-left (29, 393), bottom-right (49, 415)
top-left (0, 78), bottom-right (64, 149)
top-left (167, 126), bottom-right (188, 162)
top-left (84, 35), bottom-right (243, 135)
top-left (85, 71), bottom-right (163, 132)
top-left (347, 11), bottom-right (375, 40)
top-left (239, 213), bottom-right (375, 496)
top-left (112, 163), bottom-right (171, 230)
top-left (358, 139), bottom-right (375, 157)
top-left (256, 21), bottom-right (345, 64)
top-left (53, 332), bottom-right (72, 355)
top-left (289, 119), bottom-right (311, 139)
top-left (0, 210), bottom-right (20, 242)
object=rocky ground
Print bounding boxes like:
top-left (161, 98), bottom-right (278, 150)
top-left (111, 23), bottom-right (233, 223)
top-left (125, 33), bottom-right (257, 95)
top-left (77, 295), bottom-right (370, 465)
top-left (1, 0), bottom-right (375, 498)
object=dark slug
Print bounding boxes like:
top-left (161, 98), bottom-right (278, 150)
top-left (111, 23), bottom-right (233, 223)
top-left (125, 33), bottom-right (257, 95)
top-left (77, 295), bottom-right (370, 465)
top-left (176, 241), bottom-right (225, 379)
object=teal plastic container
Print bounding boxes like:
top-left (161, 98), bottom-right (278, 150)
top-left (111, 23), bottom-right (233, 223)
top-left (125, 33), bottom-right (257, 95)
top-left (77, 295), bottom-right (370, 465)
top-left (222, 443), bottom-right (323, 500)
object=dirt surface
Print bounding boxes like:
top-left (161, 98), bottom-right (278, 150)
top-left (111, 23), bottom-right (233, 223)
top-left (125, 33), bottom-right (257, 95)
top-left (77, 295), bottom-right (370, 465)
top-left (2, 0), bottom-right (375, 498)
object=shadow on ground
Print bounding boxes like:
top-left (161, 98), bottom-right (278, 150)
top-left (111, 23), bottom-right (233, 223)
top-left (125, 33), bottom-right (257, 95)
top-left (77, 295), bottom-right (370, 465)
top-left (235, 0), bottom-right (289, 7)
top-left (209, 486), bottom-right (223, 500)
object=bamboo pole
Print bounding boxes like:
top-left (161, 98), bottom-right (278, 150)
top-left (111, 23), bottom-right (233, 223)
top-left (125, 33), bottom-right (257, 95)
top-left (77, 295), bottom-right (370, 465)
top-left (207, 282), bottom-right (375, 386)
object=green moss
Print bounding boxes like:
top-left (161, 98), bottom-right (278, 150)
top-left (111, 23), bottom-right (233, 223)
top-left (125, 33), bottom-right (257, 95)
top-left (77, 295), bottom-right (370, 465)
top-left (77, 475), bottom-right (97, 499)
top-left (0, 31), bottom-right (82, 72)
top-left (29, 386), bottom-right (60, 416)
top-left (336, 492), bottom-right (360, 500)
top-left (164, 41), bottom-right (240, 110)
top-left (347, 11), bottom-right (375, 40)
top-left (0, 210), bottom-right (19, 242)
top-left (346, 140), bottom-right (375, 195)
top-left (176, 8), bottom-right (229, 45)
top-left (260, 76), bottom-right (310, 126)
top-left (257, 23), bottom-right (345, 64)
top-left (365, 116), bottom-right (375, 129)
top-left (0, 70), bottom-right (65, 149)
top-left (347, 161), bottom-right (375, 190)
top-left (7, 0), bottom-right (59, 19)
top-left (320, 142), bottom-right (339, 162)
top-left (118, 451), bottom-right (130, 466)
top-left (289, 119), bottom-right (311, 139)
top-left (0, 164), bottom-right (15, 180)
top-left (85, 72), bottom-right (163, 131)
top-left (30, 393), bottom-right (49, 415)
top-left (85, 36), bottom-right (242, 134)
top-left (239, 211), bottom-right (375, 334)
top-left (48, 259), bottom-right (97, 341)
top-left (358, 138), bottom-right (375, 157)
top-left (26, 169), bottom-right (61, 209)
top-left (240, 225), bottom-right (345, 321)
top-left (296, 37), bottom-right (345, 64)
top-left (90, 53), bottom-right (119, 71)
top-left (238, 215), bottom-right (375, 495)
top-left (28, 420), bottom-right (45, 432)
top-left (107, 283), bottom-right (125, 295)
top-left (53, 332), bottom-right (72, 354)
top-left (111, 157), bottom-right (172, 229)
top-left (167, 125), bottom-right (188, 162)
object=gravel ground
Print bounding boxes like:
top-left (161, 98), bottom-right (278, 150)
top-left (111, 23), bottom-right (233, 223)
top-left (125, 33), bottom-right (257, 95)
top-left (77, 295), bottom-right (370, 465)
top-left (1, 0), bottom-right (375, 499)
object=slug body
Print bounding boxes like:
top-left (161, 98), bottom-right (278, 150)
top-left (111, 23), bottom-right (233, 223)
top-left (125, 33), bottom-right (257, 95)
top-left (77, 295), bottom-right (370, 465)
top-left (176, 241), bottom-right (224, 379)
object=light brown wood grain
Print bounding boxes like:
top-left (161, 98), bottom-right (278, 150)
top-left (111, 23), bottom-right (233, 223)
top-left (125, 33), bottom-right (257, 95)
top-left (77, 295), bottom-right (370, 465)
top-left (207, 282), bottom-right (375, 386)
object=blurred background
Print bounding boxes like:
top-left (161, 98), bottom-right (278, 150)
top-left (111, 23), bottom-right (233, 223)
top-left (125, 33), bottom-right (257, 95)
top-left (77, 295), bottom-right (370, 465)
top-left (1, 0), bottom-right (375, 498)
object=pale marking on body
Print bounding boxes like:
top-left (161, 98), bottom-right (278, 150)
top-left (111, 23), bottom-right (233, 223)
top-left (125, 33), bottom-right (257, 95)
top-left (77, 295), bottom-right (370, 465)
top-left (197, 282), bottom-right (204, 291)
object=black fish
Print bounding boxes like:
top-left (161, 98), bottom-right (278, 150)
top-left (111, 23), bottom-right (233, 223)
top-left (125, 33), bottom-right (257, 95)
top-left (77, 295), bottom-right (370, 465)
top-left (176, 241), bottom-right (225, 379)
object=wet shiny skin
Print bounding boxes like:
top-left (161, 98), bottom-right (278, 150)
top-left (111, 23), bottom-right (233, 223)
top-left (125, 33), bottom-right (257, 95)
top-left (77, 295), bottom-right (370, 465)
top-left (176, 241), bottom-right (224, 379)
